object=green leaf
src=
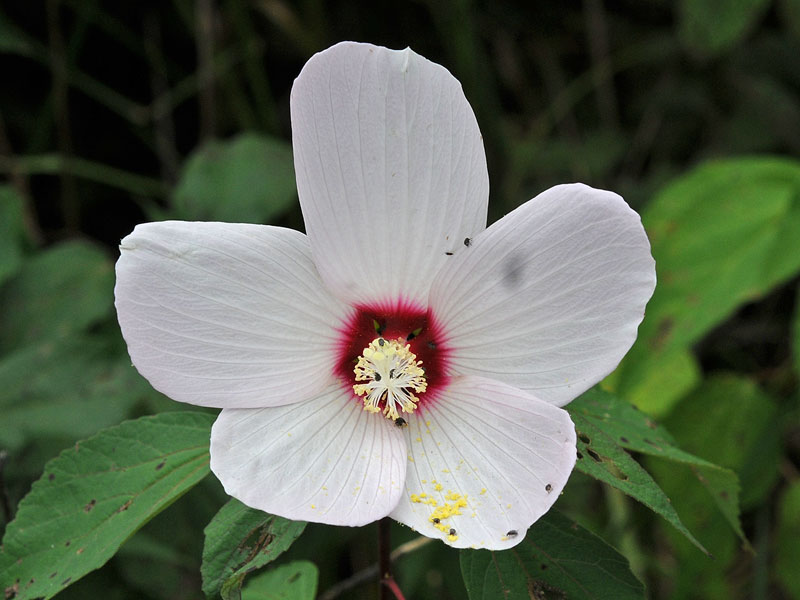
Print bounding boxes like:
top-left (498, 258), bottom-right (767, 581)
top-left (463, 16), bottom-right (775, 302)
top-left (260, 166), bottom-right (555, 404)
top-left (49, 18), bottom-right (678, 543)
top-left (640, 376), bottom-right (776, 596)
top-left (661, 376), bottom-right (779, 509)
top-left (616, 157), bottom-right (800, 414)
top-left (0, 240), bottom-right (114, 353)
top-left (0, 185), bottom-right (26, 286)
top-left (172, 133), bottom-right (296, 224)
top-left (571, 388), bottom-right (746, 547)
top-left (794, 283), bottom-right (800, 378)
top-left (0, 412), bottom-right (214, 600)
top-left (568, 406), bottom-right (707, 554)
top-left (678, 0), bottom-right (769, 57)
top-left (775, 481), bottom-right (800, 597)
top-left (611, 347), bottom-right (700, 418)
top-left (240, 561), bottom-right (318, 600)
top-left (201, 498), bottom-right (307, 599)
top-left (0, 335), bottom-right (152, 450)
top-left (459, 511), bottom-right (644, 600)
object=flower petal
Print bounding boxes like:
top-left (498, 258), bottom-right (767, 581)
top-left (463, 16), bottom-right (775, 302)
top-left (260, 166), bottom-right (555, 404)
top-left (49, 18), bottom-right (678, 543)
top-left (114, 221), bottom-right (349, 408)
top-left (291, 41), bottom-right (488, 308)
top-left (430, 184), bottom-right (656, 407)
top-left (210, 385), bottom-right (407, 526)
top-left (390, 376), bottom-right (576, 549)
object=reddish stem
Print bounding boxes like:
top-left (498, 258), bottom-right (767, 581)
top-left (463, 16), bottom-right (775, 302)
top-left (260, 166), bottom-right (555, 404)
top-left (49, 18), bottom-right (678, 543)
top-left (378, 518), bottom-right (391, 600)
top-left (378, 518), bottom-right (406, 600)
top-left (381, 577), bottom-right (407, 600)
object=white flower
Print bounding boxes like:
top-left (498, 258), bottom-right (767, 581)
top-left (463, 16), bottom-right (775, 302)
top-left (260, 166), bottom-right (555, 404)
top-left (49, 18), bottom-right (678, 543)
top-left (114, 42), bottom-right (655, 550)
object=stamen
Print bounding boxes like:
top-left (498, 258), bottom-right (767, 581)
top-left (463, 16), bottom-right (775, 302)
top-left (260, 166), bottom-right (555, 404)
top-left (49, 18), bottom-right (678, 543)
top-left (407, 327), bottom-right (423, 341)
top-left (353, 337), bottom-right (427, 420)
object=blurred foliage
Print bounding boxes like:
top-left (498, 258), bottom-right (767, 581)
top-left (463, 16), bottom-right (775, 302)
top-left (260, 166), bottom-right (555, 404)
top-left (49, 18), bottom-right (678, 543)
top-left (460, 510), bottom-right (646, 600)
top-left (612, 157), bottom-right (800, 415)
top-left (646, 375), bottom-right (781, 598)
top-left (240, 560), bottom-right (319, 599)
top-left (1, 0), bottom-right (800, 599)
top-left (172, 133), bottom-right (296, 223)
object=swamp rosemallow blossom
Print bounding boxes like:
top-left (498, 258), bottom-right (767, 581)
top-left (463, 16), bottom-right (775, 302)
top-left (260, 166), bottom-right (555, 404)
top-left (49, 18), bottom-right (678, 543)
top-left (114, 41), bottom-right (656, 549)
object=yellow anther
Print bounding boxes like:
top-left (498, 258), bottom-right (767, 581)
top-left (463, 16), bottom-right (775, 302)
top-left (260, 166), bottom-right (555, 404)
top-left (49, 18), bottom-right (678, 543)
top-left (353, 338), bottom-right (427, 420)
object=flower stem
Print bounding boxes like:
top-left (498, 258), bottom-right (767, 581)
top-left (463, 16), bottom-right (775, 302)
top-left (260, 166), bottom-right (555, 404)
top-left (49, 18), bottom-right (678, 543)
top-left (377, 518), bottom-right (407, 600)
top-left (378, 517), bottom-right (392, 600)
top-left (318, 536), bottom-right (431, 600)
top-left (382, 577), bottom-right (407, 600)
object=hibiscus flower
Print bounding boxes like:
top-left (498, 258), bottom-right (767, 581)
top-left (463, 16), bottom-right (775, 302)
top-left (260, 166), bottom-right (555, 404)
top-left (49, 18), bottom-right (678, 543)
top-left (114, 41), bottom-right (655, 549)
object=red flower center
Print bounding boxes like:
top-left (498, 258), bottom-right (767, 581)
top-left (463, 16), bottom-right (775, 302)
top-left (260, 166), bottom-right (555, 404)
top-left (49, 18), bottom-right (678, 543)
top-left (334, 301), bottom-right (451, 414)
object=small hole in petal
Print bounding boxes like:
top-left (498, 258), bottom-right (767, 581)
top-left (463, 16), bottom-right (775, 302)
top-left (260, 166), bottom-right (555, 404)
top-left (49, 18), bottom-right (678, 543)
top-left (445, 251), bottom-right (454, 256)
top-left (545, 484), bottom-right (552, 492)
top-left (506, 530), bottom-right (517, 537)
top-left (464, 237), bottom-right (472, 247)
top-left (449, 528), bottom-right (456, 536)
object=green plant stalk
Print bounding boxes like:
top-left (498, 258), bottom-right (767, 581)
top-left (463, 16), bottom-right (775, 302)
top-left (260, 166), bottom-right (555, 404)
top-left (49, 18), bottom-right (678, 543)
top-left (0, 154), bottom-right (169, 198)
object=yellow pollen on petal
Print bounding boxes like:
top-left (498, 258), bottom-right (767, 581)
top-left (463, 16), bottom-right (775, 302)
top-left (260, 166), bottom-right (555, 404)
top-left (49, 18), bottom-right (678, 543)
top-left (353, 337), bottom-right (427, 420)
top-left (428, 492), bottom-right (469, 533)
